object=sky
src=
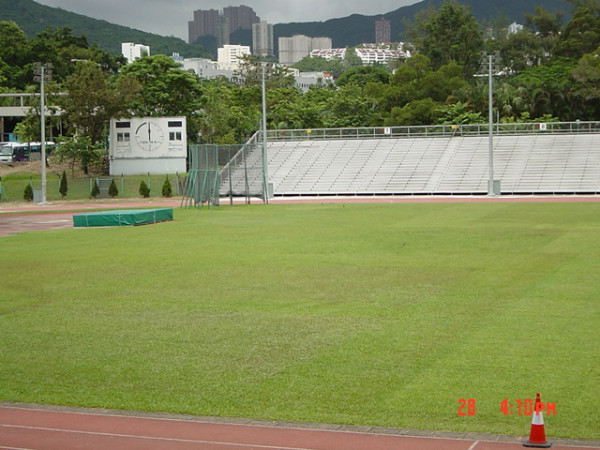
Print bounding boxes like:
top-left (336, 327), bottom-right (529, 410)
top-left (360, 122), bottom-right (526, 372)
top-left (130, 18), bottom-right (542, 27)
top-left (34, 0), bottom-right (419, 41)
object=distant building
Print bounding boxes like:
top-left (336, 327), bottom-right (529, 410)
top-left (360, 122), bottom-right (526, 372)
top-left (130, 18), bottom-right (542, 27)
top-left (188, 9), bottom-right (220, 44)
top-left (375, 18), bottom-right (391, 44)
top-left (508, 22), bottom-right (524, 34)
top-left (188, 5), bottom-right (259, 45)
top-left (181, 58), bottom-right (236, 80)
top-left (293, 71), bottom-right (335, 92)
top-left (217, 44), bottom-right (251, 70)
top-left (310, 48), bottom-right (346, 60)
top-left (355, 44), bottom-right (408, 65)
top-left (223, 5), bottom-right (259, 34)
top-left (122, 42), bottom-right (150, 63)
top-left (279, 35), bottom-right (333, 64)
top-left (252, 21), bottom-right (274, 57)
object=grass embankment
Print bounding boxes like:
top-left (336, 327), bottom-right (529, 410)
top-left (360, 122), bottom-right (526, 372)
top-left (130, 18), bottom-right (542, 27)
top-left (0, 203), bottom-right (598, 439)
top-left (0, 162), bottom-right (182, 201)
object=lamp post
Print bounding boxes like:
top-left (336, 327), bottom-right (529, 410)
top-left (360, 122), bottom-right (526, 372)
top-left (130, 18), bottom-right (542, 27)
top-left (261, 64), bottom-right (269, 204)
top-left (480, 52), bottom-right (501, 196)
top-left (33, 62), bottom-right (53, 205)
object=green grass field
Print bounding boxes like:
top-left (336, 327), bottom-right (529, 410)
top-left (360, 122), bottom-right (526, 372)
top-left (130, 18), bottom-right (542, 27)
top-left (1, 202), bottom-right (598, 439)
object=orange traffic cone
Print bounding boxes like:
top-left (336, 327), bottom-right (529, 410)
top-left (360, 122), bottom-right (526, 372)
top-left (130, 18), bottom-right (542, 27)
top-left (523, 393), bottom-right (552, 447)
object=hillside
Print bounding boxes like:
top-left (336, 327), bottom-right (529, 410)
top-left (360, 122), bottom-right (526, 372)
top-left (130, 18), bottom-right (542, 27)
top-left (0, 0), bottom-right (211, 58)
top-left (1, 0), bottom-right (571, 58)
top-left (273, 0), bottom-right (570, 48)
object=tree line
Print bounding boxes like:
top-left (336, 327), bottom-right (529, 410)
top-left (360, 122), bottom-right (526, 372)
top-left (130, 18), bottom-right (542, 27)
top-left (2, 0), bottom-right (600, 164)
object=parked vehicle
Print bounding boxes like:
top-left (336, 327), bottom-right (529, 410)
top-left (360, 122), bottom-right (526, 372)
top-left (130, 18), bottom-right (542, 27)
top-left (2, 142), bottom-right (56, 162)
top-left (0, 142), bottom-right (21, 163)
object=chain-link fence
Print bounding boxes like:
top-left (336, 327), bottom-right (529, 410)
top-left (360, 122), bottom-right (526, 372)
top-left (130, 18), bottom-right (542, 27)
top-left (182, 141), bottom-right (267, 208)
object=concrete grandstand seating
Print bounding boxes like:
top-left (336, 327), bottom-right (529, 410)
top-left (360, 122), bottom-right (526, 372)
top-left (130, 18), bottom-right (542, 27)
top-left (265, 134), bottom-right (600, 196)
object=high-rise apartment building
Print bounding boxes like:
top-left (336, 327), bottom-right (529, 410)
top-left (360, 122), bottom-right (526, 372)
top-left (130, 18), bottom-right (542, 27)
top-left (375, 18), bottom-right (391, 44)
top-left (279, 35), bottom-right (332, 64)
top-left (252, 21), bottom-right (274, 57)
top-left (189, 5), bottom-right (259, 44)
top-left (223, 5), bottom-right (259, 34)
top-left (188, 9), bottom-right (220, 44)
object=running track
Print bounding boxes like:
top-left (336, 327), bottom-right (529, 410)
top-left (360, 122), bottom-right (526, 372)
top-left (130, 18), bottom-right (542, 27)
top-left (2, 405), bottom-right (599, 450)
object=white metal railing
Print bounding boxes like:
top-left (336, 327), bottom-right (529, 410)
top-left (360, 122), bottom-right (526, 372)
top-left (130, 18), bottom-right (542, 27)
top-left (264, 122), bottom-right (600, 141)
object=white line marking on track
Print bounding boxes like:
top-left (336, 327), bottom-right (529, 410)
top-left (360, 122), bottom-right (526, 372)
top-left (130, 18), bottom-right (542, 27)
top-left (467, 441), bottom-right (480, 450)
top-left (0, 424), bottom-right (316, 450)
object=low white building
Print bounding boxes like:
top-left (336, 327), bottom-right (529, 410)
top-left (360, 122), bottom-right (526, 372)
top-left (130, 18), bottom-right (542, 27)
top-left (122, 42), bottom-right (150, 64)
top-left (310, 48), bottom-right (346, 60)
top-left (181, 58), bottom-right (236, 80)
top-left (354, 46), bottom-right (408, 65)
top-left (109, 117), bottom-right (187, 175)
top-left (293, 71), bottom-right (335, 92)
top-left (217, 44), bottom-right (251, 70)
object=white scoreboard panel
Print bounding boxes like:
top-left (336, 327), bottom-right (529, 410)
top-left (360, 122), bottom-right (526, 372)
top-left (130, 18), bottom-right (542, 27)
top-left (109, 117), bottom-right (187, 175)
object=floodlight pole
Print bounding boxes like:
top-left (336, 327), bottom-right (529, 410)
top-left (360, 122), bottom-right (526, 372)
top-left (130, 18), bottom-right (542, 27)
top-left (487, 54), bottom-right (495, 197)
top-left (261, 64), bottom-right (269, 204)
top-left (34, 62), bottom-right (51, 205)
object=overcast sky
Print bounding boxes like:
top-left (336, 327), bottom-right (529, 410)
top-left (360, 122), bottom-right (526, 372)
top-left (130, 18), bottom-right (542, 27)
top-left (34, 0), bottom-right (419, 40)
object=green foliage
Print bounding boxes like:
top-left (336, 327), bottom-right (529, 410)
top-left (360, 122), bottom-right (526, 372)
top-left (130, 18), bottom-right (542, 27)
top-left (161, 176), bottom-right (172, 198)
top-left (120, 55), bottom-right (202, 117)
top-left (410, 2), bottom-right (484, 77)
top-left (336, 66), bottom-right (390, 87)
top-left (292, 56), bottom-right (345, 78)
top-left (108, 179), bottom-right (119, 198)
top-left (54, 136), bottom-right (106, 175)
top-left (90, 181), bottom-right (100, 198)
top-left (554, 0), bottom-right (600, 59)
top-left (139, 180), bottom-right (150, 198)
top-left (23, 183), bottom-right (33, 201)
top-left (58, 61), bottom-right (140, 144)
top-left (386, 98), bottom-right (441, 126)
top-left (59, 170), bottom-right (68, 198)
top-left (437, 102), bottom-right (485, 124)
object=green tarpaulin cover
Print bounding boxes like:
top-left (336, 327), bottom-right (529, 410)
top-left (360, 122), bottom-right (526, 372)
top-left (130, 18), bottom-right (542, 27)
top-left (73, 208), bottom-right (173, 228)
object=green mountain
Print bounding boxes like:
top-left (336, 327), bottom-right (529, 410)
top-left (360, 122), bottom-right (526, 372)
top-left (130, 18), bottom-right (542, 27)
top-left (1, 0), bottom-right (571, 58)
top-left (0, 0), bottom-right (211, 58)
top-left (273, 0), bottom-right (571, 48)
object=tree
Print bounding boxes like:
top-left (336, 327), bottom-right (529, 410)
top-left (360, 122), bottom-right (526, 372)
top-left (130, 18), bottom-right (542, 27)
top-left (336, 66), bottom-right (390, 87)
top-left (108, 179), bottom-right (119, 197)
top-left (385, 98), bottom-right (441, 126)
top-left (571, 46), bottom-right (600, 117)
top-left (139, 180), bottom-right (150, 198)
top-left (409, 2), bottom-right (484, 78)
top-left (0, 21), bottom-right (31, 89)
top-left (322, 84), bottom-right (382, 128)
top-left (58, 61), bottom-right (140, 145)
top-left (554, 0), bottom-right (600, 59)
top-left (292, 56), bottom-right (345, 79)
top-left (24, 184), bottom-right (33, 202)
top-left (162, 176), bottom-right (172, 197)
top-left (235, 55), bottom-right (296, 89)
top-left (120, 54), bottom-right (202, 117)
top-left (54, 136), bottom-right (106, 175)
top-left (59, 170), bottom-right (68, 198)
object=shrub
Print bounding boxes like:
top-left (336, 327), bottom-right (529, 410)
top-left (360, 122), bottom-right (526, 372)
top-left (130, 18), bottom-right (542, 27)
top-left (59, 170), bottom-right (68, 199)
top-left (108, 179), bottom-right (119, 198)
top-left (24, 184), bottom-right (33, 201)
top-left (139, 180), bottom-right (150, 198)
top-left (162, 175), bottom-right (172, 197)
top-left (91, 181), bottom-right (100, 198)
